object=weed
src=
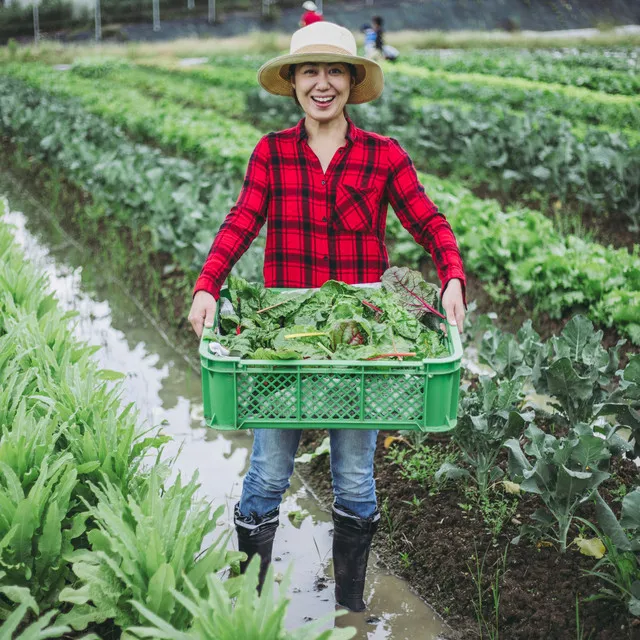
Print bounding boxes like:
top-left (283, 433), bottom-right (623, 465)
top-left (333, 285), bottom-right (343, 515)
top-left (401, 494), bottom-right (424, 515)
top-left (381, 496), bottom-right (399, 546)
top-left (386, 441), bottom-right (458, 493)
top-left (575, 594), bottom-right (594, 640)
top-left (478, 489), bottom-right (519, 539)
top-left (468, 544), bottom-right (509, 640)
top-left (399, 551), bottom-right (411, 569)
top-left (609, 479), bottom-right (628, 504)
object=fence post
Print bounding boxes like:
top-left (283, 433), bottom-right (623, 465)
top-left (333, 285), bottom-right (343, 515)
top-left (208, 0), bottom-right (216, 24)
top-left (32, 0), bottom-right (40, 45)
top-left (95, 0), bottom-right (102, 42)
top-left (153, 0), bottom-right (161, 31)
top-left (188, 0), bottom-right (194, 9)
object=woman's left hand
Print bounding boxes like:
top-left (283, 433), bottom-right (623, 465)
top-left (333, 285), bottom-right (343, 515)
top-left (441, 278), bottom-right (465, 333)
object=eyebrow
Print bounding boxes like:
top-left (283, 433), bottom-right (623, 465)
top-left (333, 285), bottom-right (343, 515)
top-left (300, 62), bottom-right (345, 69)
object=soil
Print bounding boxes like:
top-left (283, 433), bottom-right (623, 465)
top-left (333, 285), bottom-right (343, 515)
top-left (296, 429), bottom-right (640, 640)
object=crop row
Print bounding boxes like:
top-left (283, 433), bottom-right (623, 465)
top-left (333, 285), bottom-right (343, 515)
top-left (0, 204), bottom-right (344, 638)
top-left (389, 63), bottom-right (640, 133)
top-left (398, 310), bottom-right (640, 622)
top-left (244, 74), bottom-right (640, 229)
top-left (1, 74), bottom-right (637, 343)
top-left (98, 58), bottom-right (640, 229)
top-left (18, 58), bottom-right (640, 231)
top-left (2, 62), bottom-right (260, 179)
top-left (67, 56), bottom-right (640, 135)
top-left (127, 55), bottom-right (640, 136)
top-left (507, 47), bottom-right (639, 73)
top-left (0, 75), bottom-right (263, 285)
top-left (402, 49), bottom-right (640, 96)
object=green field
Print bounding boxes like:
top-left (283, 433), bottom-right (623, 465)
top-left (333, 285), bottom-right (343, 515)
top-left (0, 36), bottom-right (639, 639)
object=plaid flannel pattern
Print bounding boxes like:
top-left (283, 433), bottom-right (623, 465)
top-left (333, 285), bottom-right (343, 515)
top-left (194, 118), bottom-right (466, 300)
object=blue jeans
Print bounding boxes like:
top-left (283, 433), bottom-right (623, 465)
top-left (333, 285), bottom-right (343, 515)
top-left (238, 429), bottom-right (378, 522)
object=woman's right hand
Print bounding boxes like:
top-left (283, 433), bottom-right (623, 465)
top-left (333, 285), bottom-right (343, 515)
top-left (188, 290), bottom-right (217, 338)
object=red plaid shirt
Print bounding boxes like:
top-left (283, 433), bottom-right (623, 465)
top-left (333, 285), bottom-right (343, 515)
top-left (194, 118), bottom-right (466, 300)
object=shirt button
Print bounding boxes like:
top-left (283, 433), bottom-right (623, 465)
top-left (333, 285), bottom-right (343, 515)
top-left (322, 216), bottom-right (327, 221)
top-left (323, 256), bottom-right (328, 261)
top-left (321, 180), bottom-right (326, 185)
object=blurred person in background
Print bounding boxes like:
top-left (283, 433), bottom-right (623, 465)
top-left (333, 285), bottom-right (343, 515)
top-left (371, 15), bottom-right (399, 61)
top-left (361, 22), bottom-right (378, 59)
top-left (188, 21), bottom-right (465, 613)
top-left (300, 0), bottom-right (323, 27)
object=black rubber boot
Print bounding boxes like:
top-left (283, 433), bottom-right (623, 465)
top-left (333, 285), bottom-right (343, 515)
top-left (235, 504), bottom-right (279, 593)
top-left (332, 504), bottom-right (380, 612)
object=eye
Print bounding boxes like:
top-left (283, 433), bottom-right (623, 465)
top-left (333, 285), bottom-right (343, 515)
top-left (303, 68), bottom-right (316, 75)
top-left (329, 67), bottom-right (345, 75)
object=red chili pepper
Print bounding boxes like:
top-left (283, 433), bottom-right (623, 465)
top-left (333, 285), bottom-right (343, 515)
top-left (236, 325), bottom-right (242, 335)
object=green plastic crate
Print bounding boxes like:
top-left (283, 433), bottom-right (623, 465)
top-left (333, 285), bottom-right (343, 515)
top-left (199, 287), bottom-right (463, 432)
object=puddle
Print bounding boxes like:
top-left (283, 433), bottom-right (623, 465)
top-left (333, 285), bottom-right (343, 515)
top-left (1, 175), bottom-right (450, 639)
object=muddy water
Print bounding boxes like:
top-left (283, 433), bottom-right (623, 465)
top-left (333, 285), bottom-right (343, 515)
top-left (1, 176), bottom-right (450, 639)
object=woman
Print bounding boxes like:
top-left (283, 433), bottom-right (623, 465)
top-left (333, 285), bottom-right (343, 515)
top-left (188, 22), bottom-right (466, 613)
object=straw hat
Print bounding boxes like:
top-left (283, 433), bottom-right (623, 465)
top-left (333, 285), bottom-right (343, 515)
top-left (257, 22), bottom-right (384, 104)
top-left (302, 1), bottom-right (318, 10)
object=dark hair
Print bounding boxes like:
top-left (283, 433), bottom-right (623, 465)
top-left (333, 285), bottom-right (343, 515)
top-left (372, 15), bottom-right (383, 27)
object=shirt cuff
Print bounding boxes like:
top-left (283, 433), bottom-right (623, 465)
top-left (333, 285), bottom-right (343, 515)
top-left (193, 274), bottom-right (221, 301)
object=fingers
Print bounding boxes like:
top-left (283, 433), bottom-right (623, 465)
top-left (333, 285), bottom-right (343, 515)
top-left (441, 302), bottom-right (464, 334)
top-left (456, 305), bottom-right (465, 333)
top-left (189, 291), bottom-right (218, 338)
top-left (188, 307), bottom-right (205, 339)
top-left (442, 300), bottom-right (456, 327)
top-left (204, 302), bottom-right (216, 330)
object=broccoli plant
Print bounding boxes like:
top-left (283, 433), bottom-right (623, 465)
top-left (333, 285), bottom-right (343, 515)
top-left (505, 423), bottom-right (611, 553)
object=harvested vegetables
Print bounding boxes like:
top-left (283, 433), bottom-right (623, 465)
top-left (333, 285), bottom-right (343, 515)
top-left (202, 267), bottom-right (450, 361)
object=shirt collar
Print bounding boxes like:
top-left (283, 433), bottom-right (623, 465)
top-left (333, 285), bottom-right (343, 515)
top-left (295, 117), bottom-right (360, 144)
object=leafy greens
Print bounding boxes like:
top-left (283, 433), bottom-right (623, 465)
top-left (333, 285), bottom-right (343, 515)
top-left (203, 268), bottom-right (449, 361)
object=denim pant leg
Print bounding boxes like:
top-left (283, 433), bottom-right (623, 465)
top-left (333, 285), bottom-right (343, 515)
top-left (239, 429), bottom-right (302, 520)
top-left (329, 429), bottom-right (378, 518)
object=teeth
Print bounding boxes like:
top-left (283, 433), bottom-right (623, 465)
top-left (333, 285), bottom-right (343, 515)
top-left (313, 97), bottom-right (334, 103)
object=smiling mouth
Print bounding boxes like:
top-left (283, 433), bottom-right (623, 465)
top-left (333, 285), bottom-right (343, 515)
top-left (312, 96), bottom-right (336, 105)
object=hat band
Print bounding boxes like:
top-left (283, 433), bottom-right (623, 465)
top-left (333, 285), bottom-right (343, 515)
top-left (290, 44), bottom-right (354, 57)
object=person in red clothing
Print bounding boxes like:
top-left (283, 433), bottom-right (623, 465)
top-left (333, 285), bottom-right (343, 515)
top-left (188, 21), bottom-right (465, 613)
top-left (299, 1), bottom-right (323, 27)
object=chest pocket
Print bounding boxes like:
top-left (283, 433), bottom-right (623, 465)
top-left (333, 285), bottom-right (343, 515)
top-left (333, 184), bottom-right (378, 233)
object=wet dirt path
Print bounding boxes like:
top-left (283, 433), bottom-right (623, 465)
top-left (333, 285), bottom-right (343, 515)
top-left (1, 174), bottom-right (451, 639)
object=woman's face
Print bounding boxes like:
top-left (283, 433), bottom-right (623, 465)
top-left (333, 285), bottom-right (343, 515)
top-left (292, 62), bottom-right (353, 123)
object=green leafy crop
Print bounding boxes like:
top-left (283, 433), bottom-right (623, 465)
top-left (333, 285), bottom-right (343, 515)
top-left (205, 268), bottom-right (448, 361)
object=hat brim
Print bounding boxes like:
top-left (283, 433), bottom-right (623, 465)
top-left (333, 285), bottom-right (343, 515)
top-left (257, 52), bottom-right (384, 104)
